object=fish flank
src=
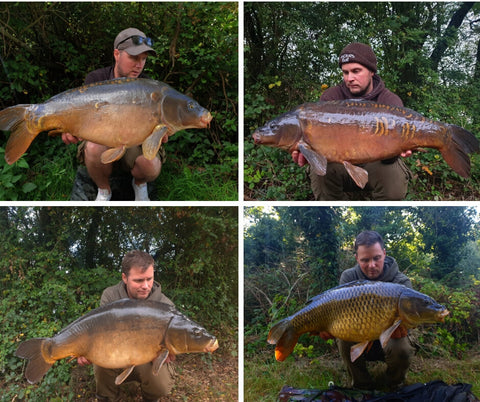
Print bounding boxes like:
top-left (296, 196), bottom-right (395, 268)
top-left (253, 100), bottom-right (479, 182)
top-left (267, 281), bottom-right (448, 362)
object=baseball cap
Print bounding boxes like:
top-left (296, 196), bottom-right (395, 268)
top-left (114, 28), bottom-right (156, 56)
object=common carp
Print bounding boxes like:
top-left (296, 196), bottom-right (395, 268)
top-left (252, 100), bottom-right (479, 188)
top-left (0, 77), bottom-right (212, 165)
top-left (267, 281), bottom-right (448, 362)
top-left (15, 298), bottom-right (219, 384)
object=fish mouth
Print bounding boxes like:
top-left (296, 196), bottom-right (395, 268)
top-left (200, 112), bottom-right (213, 128)
top-left (252, 132), bottom-right (261, 144)
top-left (205, 338), bottom-right (219, 353)
top-left (438, 309), bottom-right (450, 322)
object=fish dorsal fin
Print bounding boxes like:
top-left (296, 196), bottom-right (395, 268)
top-left (101, 146), bottom-right (127, 164)
top-left (298, 141), bottom-right (327, 176)
top-left (379, 319), bottom-right (403, 348)
top-left (350, 341), bottom-right (370, 362)
top-left (142, 124), bottom-right (169, 160)
top-left (115, 365), bottom-right (135, 385)
top-left (152, 349), bottom-right (170, 375)
top-left (343, 161), bottom-right (368, 188)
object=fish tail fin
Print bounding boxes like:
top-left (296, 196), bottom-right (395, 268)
top-left (15, 338), bottom-right (53, 384)
top-left (0, 105), bottom-right (38, 165)
top-left (267, 318), bottom-right (299, 361)
top-left (440, 125), bottom-right (480, 178)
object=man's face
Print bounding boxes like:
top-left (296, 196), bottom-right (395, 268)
top-left (355, 243), bottom-right (386, 280)
top-left (342, 62), bottom-right (374, 96)
top-left (114, 49), bottom-right (148, 78)
top-left (122, 265), bottom-right (154, 299)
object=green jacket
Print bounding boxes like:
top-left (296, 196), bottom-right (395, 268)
top-left (100, 280), bottom-right (175, 307)
top-left (339, 255), bottom-right (412, 288)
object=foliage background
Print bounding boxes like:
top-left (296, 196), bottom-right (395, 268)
top-left (244, 2), bottom-right (480, 200)
top-left (244, 206), bottom-right (480, 399)
top-left (0, 206), bottom-right (238, 400)
top-left (0, 2), bottom-right (238, 200)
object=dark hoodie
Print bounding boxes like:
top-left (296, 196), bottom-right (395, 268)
top-left (321, 74), bottom-right (403, 106)
top-left (339, 255), bottom-right (412, 288)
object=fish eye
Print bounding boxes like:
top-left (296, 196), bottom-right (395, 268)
top-left (187, 101), bottom-right (195, 110)
top-left (193, 328), bottom-right (202, 337)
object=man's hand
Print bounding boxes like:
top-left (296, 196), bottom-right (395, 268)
top-left (390, 325), bottom-right (408, 339)
top-left (62, 133), bottom-right (82, 145)
top-left (292, 150), bottom-right (308, 167)
top-left (77, 356), bottom-right (91, 366)
top-left (165, 353), bottom-right (176, 364)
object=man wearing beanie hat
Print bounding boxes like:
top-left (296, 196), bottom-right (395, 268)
top-left (292, 42), bottom-right (412, 200)
top-left (62, 28), bottom-right (166, 201)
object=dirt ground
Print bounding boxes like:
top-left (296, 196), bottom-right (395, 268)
top-left (71, 348), bottom-right (238, 401)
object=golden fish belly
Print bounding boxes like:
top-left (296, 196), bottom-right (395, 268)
top-left (46, 305), bottom-right (169, 368)
top-left (39, 104), bottom-right (158, 147)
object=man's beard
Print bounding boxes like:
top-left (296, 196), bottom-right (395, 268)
top-left (350, 80), bottom-right (372, 97)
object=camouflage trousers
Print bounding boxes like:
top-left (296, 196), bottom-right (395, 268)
top-left (337, 337), bottom-right (414, 390)
top-left (310, 158), bottom-right (411, 201)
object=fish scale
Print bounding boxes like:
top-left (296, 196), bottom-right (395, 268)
top-left (268, 281), bottom-right (449, 362)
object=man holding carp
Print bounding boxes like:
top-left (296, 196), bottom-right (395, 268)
top-left (62, 28), bottom-right (166, 201)
top-left (338, 231), bottom-right (414, 390)
top-left (292, 42), bottom-right (412, 200)
top-left (267, 230), bottom-right (446, 392)
top-left (77, 250), bottom-right (175, 401)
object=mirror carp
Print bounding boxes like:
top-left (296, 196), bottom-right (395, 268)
top-left (0, 78), bottom-right (212, 165)
top-left (267, 280), bottom-right (449, 363)
top-left (253, 100), bottom-right (479, 188)
top-left (15, 299), bottom-right (219, 385)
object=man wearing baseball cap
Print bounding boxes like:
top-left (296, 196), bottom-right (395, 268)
top-left (292, 42), bottom-right (412, 200)
top-left (62, 28), bottom-right (166, 201)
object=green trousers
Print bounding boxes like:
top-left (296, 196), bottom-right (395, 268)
top-left (337, 337), bottom-right (414, 390)
top-left (310, 158), bottom-right (411, 200)
top-left (94, 362), bottom-right (174, 401)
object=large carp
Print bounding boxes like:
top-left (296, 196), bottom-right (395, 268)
top-left (0, 77), bottom-right (212, 165)
top-left (267, 281), bottom-right (448, 363)
top-left (253, 100), bottom-right (479, 188)
top-left (15, 299), bottom-right (219, 385)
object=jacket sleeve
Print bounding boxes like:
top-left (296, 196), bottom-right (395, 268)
top-left (339, 268), bottom-right (359, 285)
top-left (393, 273), bottom-right (413, 289)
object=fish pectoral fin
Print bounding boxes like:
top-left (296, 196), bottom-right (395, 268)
top-left (350, 341), bottom-right (370, 362)
top-left (298, 142), bottom-right (327, 176)
top-left (115, 365), bottom-right (135, 385)
top-left (100, 146), bottom-right (127, 164)
top-left (152, 349), bottom-right (170, 375)
top-left (343, 161), bottom-right (368, 188)
top-left (142, 124), bottom-right (169, 160)
top-left (379, 319), bottom-right (403, 348)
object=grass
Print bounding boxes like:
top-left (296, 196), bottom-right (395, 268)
top-left (155, 156), bottom-right (238, 201)
top-left (0, 141), bottom-right (237, 201)
top-left (244, 349), bottom-right (480, 402)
